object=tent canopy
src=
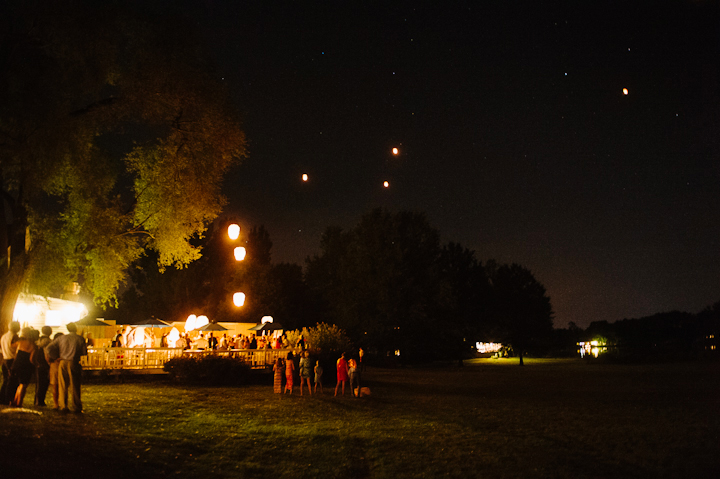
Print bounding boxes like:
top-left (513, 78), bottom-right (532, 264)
top-left (195, 322), bottom-right (228, 331)
top-left (132, 317), bottom-right (170, 327)
top-left (249, 322), bottom-right (283, 332)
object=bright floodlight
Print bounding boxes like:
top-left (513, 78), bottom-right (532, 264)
top-left (233, 292), bottom-right (246, 307)
top-left (228, 223), bottom-right (240, 240)
top-left (392, 147), bottom-right (399, 155)
top-left (234, 247), bottom-right (247, 261)
top-left (302, 173), bottom-right (308, 182)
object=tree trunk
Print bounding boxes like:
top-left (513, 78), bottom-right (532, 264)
top-left (518, 350), bottom-right (524, 366)
top-left (0, 257), bottom-right (26, 333)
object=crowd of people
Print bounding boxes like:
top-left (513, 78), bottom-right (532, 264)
top-left (272, 348), bottom-right (365, 398)
top-left (1, 321), bottom-right (369, 413)
top-left (1, 321), bottom-right (86, 413)
top-left (112, 329), bottom-right (295, 351)
top-left (176, 332), bottom-right (290, 351)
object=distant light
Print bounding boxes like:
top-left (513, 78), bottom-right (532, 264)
top-left (392, 147), bottom-right (399, 155)
top-left (228, 224), bottom-right (240, 240)
top-left (233, 292), bottom-right (246, 307)
top-left (622, 88), bottom-right (629, 95)
top-left (262, 316), bottom-right (273, 324)
top-left (234, 247), bottom-right (246, 261)
top-left (383, 181), bottom-right (390, 188)
top-left (302, 173), bottom-right (308, 182)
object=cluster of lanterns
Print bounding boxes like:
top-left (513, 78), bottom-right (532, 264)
top-left (300, 147), bottom-right (400, 189)
top-left (228, 223), bottom-right (246, 307)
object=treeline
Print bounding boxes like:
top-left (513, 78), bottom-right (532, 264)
top-left (590, 305), bottom-right (718, 359)
top-left (112, 208), bottom-right (554, 363)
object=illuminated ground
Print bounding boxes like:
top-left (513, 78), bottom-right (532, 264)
top-left (1, 358), bottom-right (717, 478)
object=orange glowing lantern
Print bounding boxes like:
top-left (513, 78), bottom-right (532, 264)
top-left (302, 173), bottom-right (308, 182)
top-left (392, 147), bottom-right (399, 155)
top-left (383, 181), bottom-right (389, 188)
top-left (234, 246), bottom-right (246, 261)
top-left (622, 88), bottom-right (629, 95)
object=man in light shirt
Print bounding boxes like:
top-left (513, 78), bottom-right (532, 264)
top-left (0, 321), bottom-right (20, 405)
top-left (49, 322), bottom-right (87, 413)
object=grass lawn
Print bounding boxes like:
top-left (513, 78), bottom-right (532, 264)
top-left (1, 358), bottom-right (718, 478)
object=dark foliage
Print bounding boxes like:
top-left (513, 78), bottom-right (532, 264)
top-left (163, 355), bottom-right (251, 386)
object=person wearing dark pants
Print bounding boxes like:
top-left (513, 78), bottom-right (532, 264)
top-left (34, 326), bottom-right (53, 406)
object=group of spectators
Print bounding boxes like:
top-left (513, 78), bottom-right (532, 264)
top-left (0, 321), bottom-right (87, 413)
top-left (272, 348), bottom-right (365, 398)
top-left (176, 332), bottom-right (291, 351)
top-left (273, 350), bottom-right (322, 396)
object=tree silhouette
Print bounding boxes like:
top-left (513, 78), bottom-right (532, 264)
top-left (486, 262), bottom-right (554, 365)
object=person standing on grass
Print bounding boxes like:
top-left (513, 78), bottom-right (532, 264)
top-left (51, 322), bottom-right (87, 413)
top-left (0, 321), bottom-right (20, 405)
top-left (335, 352), bottom-right (349, 397)
top-left (34, 326), bottom-right (53, 406)
top-left (348, 357), bottom-right (361, 398)
top-left (45, 333), bottom-right (63, 409)
top-left (314, 359), bottom-right (324, 394)
top-left (273, 357), bottom-right (284, 394)
top-left (284, 351), bottom-right (295, 394)
top-left (299, 351), bottom-right (313, 396)
top-left (9, 327), bottom-right (37, 407)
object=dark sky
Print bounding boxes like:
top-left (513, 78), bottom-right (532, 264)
top-left (180, 0), bottom-right (718, 328)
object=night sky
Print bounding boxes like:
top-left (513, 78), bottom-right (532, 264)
top-left (177, 0), bottom-right (718, 328)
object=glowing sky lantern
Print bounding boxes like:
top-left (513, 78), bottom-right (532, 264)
top-left (302, 173), bottom-right (308, 182)
top-left (167, 327), bottom-right (180, 347)
top-left (234, 246), bottom-right (247, 261)
top-left (185, 314), bottom-right (198, 332)
top-left (622, 88), bottom-right (629, 95)
top-left (228, 223), bottom-right (240, 240)
top-left (233, 292), bottom-right (246, 307)
top-left (392, 147), bottom-right (399, 155)
top-left (383, 181), bottom-right (390, 188)
top-left (196, 316), bottom-right (209, 329)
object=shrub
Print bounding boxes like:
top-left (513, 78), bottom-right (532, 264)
top-left (287, 323), bottom-right (354, 366)
top-left (163, 355), bottom-right (251, 385)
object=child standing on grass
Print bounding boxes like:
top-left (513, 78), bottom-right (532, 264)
top-left (314, 360), bottom-right (323, 394)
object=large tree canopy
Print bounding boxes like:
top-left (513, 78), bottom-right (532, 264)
top-left (0, 1), bottom-right (246, 331)
top-left (485, 262), bottom-right (554, 365)
top-left (305, 208), bottom-right (447, 361)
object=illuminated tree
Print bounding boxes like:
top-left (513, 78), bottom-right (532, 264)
top-left (0, 2), bottom-right (246, 331)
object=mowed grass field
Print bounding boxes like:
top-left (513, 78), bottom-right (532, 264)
top-left (1, 358), bottom-right (718, 478)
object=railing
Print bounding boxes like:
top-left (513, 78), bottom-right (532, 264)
top-left (82, 347), bottom-right (185, 370)
top-left (81, 347), bottom-right (299, 371)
